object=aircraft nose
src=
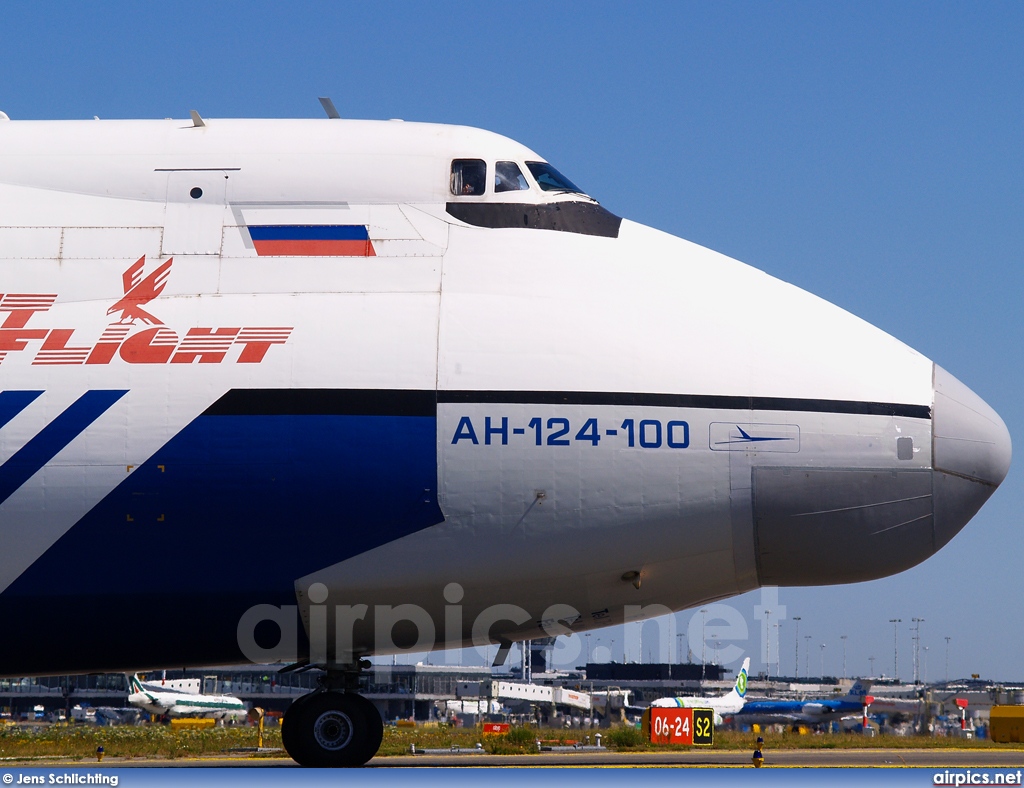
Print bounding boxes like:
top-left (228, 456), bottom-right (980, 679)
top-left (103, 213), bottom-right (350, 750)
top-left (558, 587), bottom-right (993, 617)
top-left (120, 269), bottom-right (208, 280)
top-left (932, 365), bottom-right (1012, 549)
top-left (933, 365), bottom-right (1011, 485)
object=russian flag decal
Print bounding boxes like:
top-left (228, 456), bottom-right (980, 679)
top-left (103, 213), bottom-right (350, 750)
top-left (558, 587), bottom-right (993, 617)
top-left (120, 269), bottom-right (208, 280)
top-left (248, 225), bottom-right (376, 257)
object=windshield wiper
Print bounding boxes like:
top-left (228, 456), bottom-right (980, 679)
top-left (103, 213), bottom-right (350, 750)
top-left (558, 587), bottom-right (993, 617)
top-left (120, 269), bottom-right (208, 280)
top-left (549, 189), bottom-right (598, 203)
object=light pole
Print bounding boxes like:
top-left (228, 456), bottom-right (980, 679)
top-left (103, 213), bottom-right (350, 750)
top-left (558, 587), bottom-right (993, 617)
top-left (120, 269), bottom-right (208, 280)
top-left (676, 633), bottom-right (682, 665)
top-left (775, 622), bottom-right (783, 679)
top-left (923, 646), bottom-right (929, 683)
top-left (869, 655), bottom-right (876, 677)
top-left (889, 619), bottom-right (902, 681)
top-left (911, 618), bottom-right (925, 684)
top-left (804, 635), bottom-right (812, 678)
top-left (793, 617), bottom-right (802, 679)
top-left (700, 608), bottom-right (708, 684)
top-left (820, 643), bottom-right (826, 680)
top-left (764, 609), bottom-right (771, 682)
top-left (610, 638), bottom-right (616, 664)
top-left (586, 633), bottom-right (592, 664)
top-left (945, 637), bottom-right (951, 683)
top-left (840, 635), bottom-right (848, 680)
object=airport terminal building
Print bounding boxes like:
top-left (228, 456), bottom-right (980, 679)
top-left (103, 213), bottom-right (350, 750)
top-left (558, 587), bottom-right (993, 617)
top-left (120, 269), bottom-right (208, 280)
top-left (2, 661), bottom-right (1019, 735)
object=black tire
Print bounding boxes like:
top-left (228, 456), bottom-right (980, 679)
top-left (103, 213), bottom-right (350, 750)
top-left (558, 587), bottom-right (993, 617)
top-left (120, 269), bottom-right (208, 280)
top-left (281, 691), bottom-right (319, 763)
top-left (345, 693), bottom-right (383, 757)
top-left (285, 692), bottom-right (379, 767)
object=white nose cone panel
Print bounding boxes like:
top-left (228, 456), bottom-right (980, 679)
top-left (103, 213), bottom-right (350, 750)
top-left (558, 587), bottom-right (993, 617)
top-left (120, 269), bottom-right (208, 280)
top-left (933, 365), bottom-right (1012, 487)
top-left (753, 367), bottom-right (1011, 588)
top-left (932, 365), bottom-right (1011, 552)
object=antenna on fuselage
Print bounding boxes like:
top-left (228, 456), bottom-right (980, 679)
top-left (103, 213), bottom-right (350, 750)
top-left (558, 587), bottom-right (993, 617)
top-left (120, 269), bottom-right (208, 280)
top-left (189, 110), bottom-right (206, 128)
top-left (319, 97), bottom-right (341, 119)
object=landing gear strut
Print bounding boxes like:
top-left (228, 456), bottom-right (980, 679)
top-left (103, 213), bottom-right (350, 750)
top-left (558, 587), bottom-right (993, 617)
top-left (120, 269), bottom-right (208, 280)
top-left (282, 668), bottom-right (383, 767)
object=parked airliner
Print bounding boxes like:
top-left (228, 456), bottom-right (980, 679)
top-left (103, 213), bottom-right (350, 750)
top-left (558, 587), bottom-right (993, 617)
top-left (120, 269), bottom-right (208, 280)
top-left (650, 658), bottom-right (750, 724)
top-left (127, 674), bottom-right (247, 721)
top-left (733, 680), bottom-right (873, 726)
top-left (0, 106), bottom-right (1010, 765)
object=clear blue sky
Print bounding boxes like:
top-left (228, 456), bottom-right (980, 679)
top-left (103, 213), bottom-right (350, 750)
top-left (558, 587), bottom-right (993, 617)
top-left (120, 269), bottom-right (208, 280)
top-left (3, 1), bottom-right (1021, 681)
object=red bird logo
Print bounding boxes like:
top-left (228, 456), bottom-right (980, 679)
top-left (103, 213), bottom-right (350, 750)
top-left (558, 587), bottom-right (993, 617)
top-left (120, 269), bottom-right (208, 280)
top-left (107, 256), bottom-right (173, 325)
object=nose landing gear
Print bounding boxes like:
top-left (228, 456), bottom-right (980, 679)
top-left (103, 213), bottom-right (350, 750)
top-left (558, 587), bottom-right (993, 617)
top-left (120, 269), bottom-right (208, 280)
top-left (282, 669), bottom-right (383, 767)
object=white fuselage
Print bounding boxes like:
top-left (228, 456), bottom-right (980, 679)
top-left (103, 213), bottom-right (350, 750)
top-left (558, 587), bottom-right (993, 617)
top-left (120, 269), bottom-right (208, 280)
top-left (0, 117), bottom-right (1010, 675)
top-left (650, 658), bottom-right (749, 724)
top-left (128, 682), bottom-right (246, 718)
top-left (650, 690), bottom-right (745, 724)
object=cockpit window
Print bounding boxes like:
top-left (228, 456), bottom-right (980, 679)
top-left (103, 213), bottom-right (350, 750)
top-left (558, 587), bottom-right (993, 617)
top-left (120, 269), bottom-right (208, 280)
top-left (451, 159), bottom-right (486, 196)
top-left (495, 161), bottom-right (529, 193)
top-left (526, 161), bottom-right (584, 194)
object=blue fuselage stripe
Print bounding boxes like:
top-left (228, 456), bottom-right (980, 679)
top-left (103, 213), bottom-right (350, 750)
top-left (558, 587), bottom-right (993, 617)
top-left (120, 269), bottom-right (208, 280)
top-left (0, 389), bottom-right (127, 504)
top-left (0, 402), bottom-right (444, 674)
top-left (0, 391), bottom-right (43, 429)
top-left (247, 225), bottom-right (369, 241)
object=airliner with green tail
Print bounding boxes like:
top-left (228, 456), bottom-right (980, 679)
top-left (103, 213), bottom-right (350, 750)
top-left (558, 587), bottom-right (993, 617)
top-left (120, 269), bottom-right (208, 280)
top-left (650, 657), bottom-right (750, 725)
top-left (126, 674), bottom-right (247, 720)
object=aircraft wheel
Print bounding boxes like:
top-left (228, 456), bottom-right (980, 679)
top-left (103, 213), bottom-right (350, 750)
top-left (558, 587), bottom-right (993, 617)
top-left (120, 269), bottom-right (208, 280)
top-left (281, 691), bottom-right (319, 762)
top-left (345, 693), bottom-right (383, 755)
top-left (283, 692), bottom-right (380, 767)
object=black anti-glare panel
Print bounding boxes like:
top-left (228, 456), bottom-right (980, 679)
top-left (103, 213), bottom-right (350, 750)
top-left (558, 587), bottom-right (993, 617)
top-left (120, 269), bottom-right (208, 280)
top-left (446, 201), bottom-right (622, 238)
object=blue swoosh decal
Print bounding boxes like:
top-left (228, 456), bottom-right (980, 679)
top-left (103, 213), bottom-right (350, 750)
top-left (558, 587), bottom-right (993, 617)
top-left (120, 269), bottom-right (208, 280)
top-left (716, 426), bottom-right (794, 444)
